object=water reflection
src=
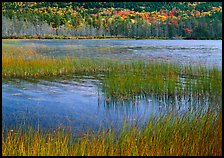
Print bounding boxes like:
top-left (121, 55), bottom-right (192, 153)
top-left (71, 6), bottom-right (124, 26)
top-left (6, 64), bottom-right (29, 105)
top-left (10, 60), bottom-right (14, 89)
top-left (2, 74), bottom-right (219, 133)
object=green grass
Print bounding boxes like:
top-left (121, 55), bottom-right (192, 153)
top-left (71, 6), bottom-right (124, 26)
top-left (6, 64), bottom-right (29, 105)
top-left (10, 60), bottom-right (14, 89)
top-left (2, 107), bottom-right (222, 156)
top-left (2, 44), bottom-right (222, 100)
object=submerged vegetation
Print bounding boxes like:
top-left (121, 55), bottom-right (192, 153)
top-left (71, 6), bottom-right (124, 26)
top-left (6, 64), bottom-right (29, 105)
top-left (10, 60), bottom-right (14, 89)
top-left (2, 107), bottom-right (222, 156)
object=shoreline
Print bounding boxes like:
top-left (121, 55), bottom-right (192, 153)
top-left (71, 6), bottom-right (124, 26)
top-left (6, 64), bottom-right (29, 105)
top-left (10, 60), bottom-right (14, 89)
top-left (2, 35), bottom-right (222, 40)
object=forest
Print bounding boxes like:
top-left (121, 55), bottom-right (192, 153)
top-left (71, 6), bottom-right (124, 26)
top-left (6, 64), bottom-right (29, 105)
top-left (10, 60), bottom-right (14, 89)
top-left (2, 2), bottom-right (222, 39)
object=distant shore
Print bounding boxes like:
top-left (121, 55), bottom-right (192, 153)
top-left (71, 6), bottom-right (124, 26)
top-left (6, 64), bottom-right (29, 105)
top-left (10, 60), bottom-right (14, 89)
top-left (2, 35), bottom-right (222, 40)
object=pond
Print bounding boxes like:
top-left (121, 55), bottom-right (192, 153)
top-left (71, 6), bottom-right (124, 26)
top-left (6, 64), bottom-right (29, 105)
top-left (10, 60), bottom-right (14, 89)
top-left (2, 39), bottom-right (222, 133)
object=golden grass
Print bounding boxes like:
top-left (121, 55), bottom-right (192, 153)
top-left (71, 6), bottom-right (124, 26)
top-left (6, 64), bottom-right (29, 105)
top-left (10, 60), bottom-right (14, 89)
top-left (2, 108), bottom-right (222, 156)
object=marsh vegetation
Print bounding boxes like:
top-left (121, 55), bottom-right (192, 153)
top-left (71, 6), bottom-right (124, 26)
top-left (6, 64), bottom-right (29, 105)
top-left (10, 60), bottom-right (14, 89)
top-left (2, 40), bottom-right (222, 156)
top-left (2, 107), bottom-right (222, 156)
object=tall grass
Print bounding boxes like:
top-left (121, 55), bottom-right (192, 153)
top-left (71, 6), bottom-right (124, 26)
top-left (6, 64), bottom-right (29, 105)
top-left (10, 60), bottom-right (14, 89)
top-left (2, 107), bottom-right (222, 156)
top-left (2, 44), bottom-right (222, 100)
top-left (102, 63), bottom-right (221, 100)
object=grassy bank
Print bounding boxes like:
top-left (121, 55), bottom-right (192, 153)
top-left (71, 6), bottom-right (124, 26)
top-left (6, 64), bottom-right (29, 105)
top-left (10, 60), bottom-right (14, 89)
top-left (2, 107), bottom-right (222, 156)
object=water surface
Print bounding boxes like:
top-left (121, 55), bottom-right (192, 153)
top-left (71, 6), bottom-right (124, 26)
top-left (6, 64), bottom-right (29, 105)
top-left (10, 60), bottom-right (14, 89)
top-left (2, 39), bottom-right (222, 132)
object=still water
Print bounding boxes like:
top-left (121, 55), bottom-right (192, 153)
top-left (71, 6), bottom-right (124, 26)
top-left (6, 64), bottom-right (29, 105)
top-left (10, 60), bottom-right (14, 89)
top-left (2, 40), bottom-right (222, 132)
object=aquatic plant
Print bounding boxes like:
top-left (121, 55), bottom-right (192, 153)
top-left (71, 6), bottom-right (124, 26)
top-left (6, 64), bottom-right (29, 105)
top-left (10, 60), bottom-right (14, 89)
top-left (2, 106), bottom-right (222, 156)
top-left (2, 44), bottom-right (222, 101)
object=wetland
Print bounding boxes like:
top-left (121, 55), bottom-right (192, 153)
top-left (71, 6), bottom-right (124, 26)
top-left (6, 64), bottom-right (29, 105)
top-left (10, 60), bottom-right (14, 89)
top-left (2, 39), bottom-right (222, 156)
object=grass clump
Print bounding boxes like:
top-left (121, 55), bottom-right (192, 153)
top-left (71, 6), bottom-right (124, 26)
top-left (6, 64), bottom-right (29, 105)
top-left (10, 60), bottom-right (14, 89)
top-left (2, 107), bottom-right (222, 156)
top-left (2, 44), bottom-right (222, 100)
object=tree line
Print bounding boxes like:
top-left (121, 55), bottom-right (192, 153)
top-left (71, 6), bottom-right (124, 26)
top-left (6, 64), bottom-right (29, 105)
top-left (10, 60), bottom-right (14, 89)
top-left (2, 2), bottom-right (222, 39)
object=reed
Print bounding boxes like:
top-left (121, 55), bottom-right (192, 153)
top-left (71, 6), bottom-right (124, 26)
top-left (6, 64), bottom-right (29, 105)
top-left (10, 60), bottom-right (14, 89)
top-left (2, 106), bottom-right (222, 156)
top-left (2, 44), bottom-right (222, 100)
top-left (102, 65), bottom-right (221, 100)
